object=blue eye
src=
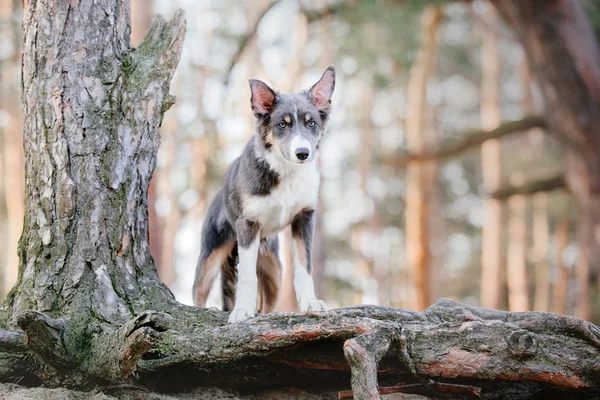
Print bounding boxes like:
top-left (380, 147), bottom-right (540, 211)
top-left (278, 121), bottom-right (287, 128)
top-left (308, 120), bottom-right (316, 128)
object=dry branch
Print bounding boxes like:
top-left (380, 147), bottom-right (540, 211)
top-left (490, 174), bottom-right (567, 200)
top-left (385, 116), bottom-right (546, 167)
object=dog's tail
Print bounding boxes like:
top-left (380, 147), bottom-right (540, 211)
top-left (193, 239), bottom-right (235, 308)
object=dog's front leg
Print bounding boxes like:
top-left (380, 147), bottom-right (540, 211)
top-left (229, 218), bottom-right (261, 323)
top-left (291, 210), bottom-right (328, 312)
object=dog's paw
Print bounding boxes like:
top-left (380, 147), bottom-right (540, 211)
top-left (298, 297), bottom-right (328, 312)
top-left (228, 307), bottom-right (255, 323)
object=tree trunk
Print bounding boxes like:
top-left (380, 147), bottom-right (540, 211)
top-left (0, 1), bottom-right (599, 399)
top-left (506, 190), bottom-right (529, 311)
top-left (505, 58), bottom-right (536, 313)
top-left (552, 219), bottom-right (570, 315)
top-left (479, 6), bottom-right (504, 310)
top-left (130, 0), bottom-right (162, 276)
top-left (0, 0), bottom-right (186, 385)
top-left (532, 193), bottom-right (551, 311)
top-left (404, 5), bottom-right (441, 311)
top-left (492, 0), bottom-right (600, 322)
top-left (520, 58), bottom-right (551, 312)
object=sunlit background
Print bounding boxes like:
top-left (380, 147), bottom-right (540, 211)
top-left (1, 0), bottom-right (598, 322)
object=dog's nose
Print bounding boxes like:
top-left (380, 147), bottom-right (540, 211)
top-left (295, 148), bottom-right (310, 161)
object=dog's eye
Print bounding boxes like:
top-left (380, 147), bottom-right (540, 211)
top-left (308, 120), bottom-right (316, 128)
top-left (278, 121), bottom-right (287, 128)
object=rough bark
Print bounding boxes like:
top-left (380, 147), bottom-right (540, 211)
top-left (130, 0), bottom-right (162, 276)
top-left (492, 0), bottom-right (600, 322)
top-left (2, 298), bottom-right (600, 398)
top-left (0, 0), bottom-right (186, 385)
top-left (404, 5), bottom-right (442, 311)
top-left (479, 6), bottom-right (504, 310)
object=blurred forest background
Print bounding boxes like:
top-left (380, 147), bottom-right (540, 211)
top-left (0, 0), bottom-right (599, 322)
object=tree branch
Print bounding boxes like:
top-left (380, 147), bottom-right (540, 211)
top-left (223, 1), bottom-right (281, 85)
top-left (385, 116), bottom-right (546, 167)
top-left (490, 174), bottom-right (567, 200)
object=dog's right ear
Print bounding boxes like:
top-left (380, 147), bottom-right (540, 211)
top-left (249, 79), bottom-right (277, 116)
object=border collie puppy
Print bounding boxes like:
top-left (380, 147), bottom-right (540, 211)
top-left (193, 66), bottom-right (335, 323)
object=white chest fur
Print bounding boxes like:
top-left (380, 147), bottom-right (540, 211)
top-left (243, 163), bottom-right (320, 236)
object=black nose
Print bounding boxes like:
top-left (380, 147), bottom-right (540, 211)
top-left (295, 148), bottom-right (310, 160)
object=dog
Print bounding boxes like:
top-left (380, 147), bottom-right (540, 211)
top-left (192, 66), bottom-right (335, 323)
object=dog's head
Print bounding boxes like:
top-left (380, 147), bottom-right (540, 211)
top-left (249, 65), bottom-right (335, 165)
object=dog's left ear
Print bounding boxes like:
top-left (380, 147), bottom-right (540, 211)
top-left (309, 65), bottom-right (335, 110)
top-left (249, 79), bottom-right (277, 116)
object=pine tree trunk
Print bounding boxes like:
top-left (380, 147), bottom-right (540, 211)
top-left (404, 5), bottom-right (441, 311)
top-left (532, 193), bottom-right (551, 311)
top-left (506, 191), bottom-right (529, 311)
top-left (520, 59), bottom-right (551, 312)
top-left (4, 0), bottom-right (183, 325)
top-left (492, 0), bottom-right (600, 322)
top-left (552, 219), bottom-right (570, 315)
top-left (0, 0), bottom-right (186, 385)
top-left (479, 7), bottom-right (504, 310)
top-left (130, 0), bottom-right (162, 275)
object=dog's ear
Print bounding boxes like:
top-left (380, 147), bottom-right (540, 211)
top-left (309, 65), bottom-right (335, 110)
top-left (249, 79), bottom-right (277, 116)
